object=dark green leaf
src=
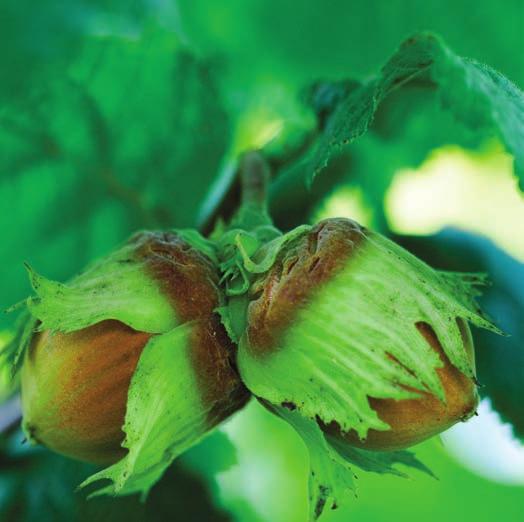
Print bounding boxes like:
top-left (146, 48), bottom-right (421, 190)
top-left (307, 33), bottom-right (524, 189)
top-left (0, 430), bottom-right (231, 522)
top-left (0, 29), bottom-right (230, 331)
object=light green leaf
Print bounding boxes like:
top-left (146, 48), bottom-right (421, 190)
top-left (397, 229), bottom-right (524, 441)
top-left (216, 295), bottom-right (249, 345)
top-left (176, 229), bottom-right (220, 265)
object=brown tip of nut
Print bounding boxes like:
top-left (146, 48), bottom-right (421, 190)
top-left (245, 218), bottom-right (365, 356)
top-left (133, 231), bottom-right (221, 322)
top-left (190, 315), bottom-right (250, 427)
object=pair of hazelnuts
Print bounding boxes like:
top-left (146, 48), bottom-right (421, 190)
top-left (21, 217), bottom-right (488, 466)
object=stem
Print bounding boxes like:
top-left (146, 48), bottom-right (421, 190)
top-left (200, 150), bottom-right (275, 235)
top-left (225, 151), bottom-right (275, 233)
top-left (239, 150), bottom-right (270, 211)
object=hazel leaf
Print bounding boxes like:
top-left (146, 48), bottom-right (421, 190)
top-left (308, 32), bottom-right (524, 189)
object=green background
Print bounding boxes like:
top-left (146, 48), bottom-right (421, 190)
top-left (1, 1), bottom-right (523, 521)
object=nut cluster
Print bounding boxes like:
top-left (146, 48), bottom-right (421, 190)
top-left (20, 218), bottom-right (485, 463)
top-left (21, 231), bottom-right (249, 464)
top-left (11, 154), bottom-right (497, 514)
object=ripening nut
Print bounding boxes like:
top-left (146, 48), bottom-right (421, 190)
top-left (237, 218), bottom-right (498, 451)
top-left (22, 321), bottom-right (149, 464)
top-left (21, 231), bottom-right (249, 464)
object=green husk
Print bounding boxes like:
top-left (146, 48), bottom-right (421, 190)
top-left (25, 241), bottom-right (177, 335)
top-left (80, 322), bottom-right (219, 498)
top-left (271, 402), bottom-right (432, 521)
top-left (239, 226), bottom-right (501, 439)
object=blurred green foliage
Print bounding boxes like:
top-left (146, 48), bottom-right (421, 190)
top-left (1, 1), bottom-right (523, 521)
top-left (0, 429), bottom-right (234, 522)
